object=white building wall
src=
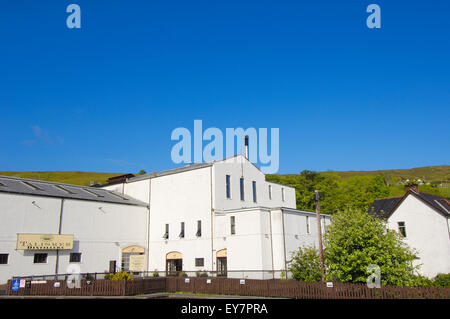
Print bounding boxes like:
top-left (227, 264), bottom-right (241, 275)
top-left (213, 155), bottom-right (296, 211)
top-left (147, 167), bottom-right (213, 273)
top-left (387, 195), bottom-right (450, 278)
top-left (0, 193), bottom-right (61, 284)
top-left (0, 192), bottom-right (148, 284)
top-left (59, 199), bottom-right (148, 274)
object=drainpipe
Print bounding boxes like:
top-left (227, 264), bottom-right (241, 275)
top-left (269, 210), bottom-right (275, 279)
top-left (147, 179), bottom-right (151, 273)
top-left (281, 210), bottom-right (287, 279)
top-left (210, 166), bottom-right (214, 272)
top-left (55, 198), bottom-right (65, 277)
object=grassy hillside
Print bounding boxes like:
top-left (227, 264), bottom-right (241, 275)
top-left (1, 166), bottom-right (448, 212)
top-left (0, 171), bottom-right (123, 186)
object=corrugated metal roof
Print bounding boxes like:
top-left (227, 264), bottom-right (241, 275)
top-left (0, 175), bottom-right (148, 207)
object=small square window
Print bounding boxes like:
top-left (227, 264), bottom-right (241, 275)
top-left (0, 254), bottom-right (8, 264)
top-left (195, 258), bottom-right (204, 267)
top-left (34, 253), bottom-right (47, 264)
top-left (70, 253), bottom-right (82, 263)
top-left (398, 222), bottom-right (406, 237)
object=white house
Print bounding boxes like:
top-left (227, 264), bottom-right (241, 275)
top-left (369, 184), bottom-right (450, 278)
top-left (100, 154), bottom-right (331, 279)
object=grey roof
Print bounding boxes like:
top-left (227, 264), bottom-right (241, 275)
top-left (0, 175), bottom-right (148, 207)
top-left (369, 190), bottom-right (450, 219)
top-left (123, 162), bottom-right (213, 183)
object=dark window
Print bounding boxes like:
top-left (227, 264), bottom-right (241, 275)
top-left (180, 222), bottom-right (185, 238)
top-left (34, 253), bottom-right (47, 264)
top-left (195, 258), bottom-right (204, 267)
top-left (230, 216), bottom-right (236, 235)
top-left (268, 185), bottom-right (272, 200)
top-left (196, 220), bottom-right (202, 237)
top-left (0, 254), bottom-right (8, 264)
top-left (70, 253), bottom-right (81, 263)
top-left (398, 222), bottom-right (406, 237)
top-left (240, 178), bottom-right (245, 201)
top-left (226, 175), bottom-right (231, 199)
top-left (306, 216), bottom-right (310, 234)
top-left (252, 181), bottom-right (257, 203)
top-left (163, 224), bottom-right (169, 239)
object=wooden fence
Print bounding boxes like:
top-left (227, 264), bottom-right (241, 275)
top-left (165, 277), bottom-right (450, 299)
top-left (6, 277), bottom-right (450, 299)
top-left (7, 277), bottom-right (166, 297)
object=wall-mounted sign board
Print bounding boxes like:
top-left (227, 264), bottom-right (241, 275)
top-left (129, 254), bottom-right (146, 272)
top-left (16, 234), bottom-right (74, 250)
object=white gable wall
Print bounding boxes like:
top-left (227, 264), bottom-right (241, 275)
top-left (387, 194), bottom-right (450, 278)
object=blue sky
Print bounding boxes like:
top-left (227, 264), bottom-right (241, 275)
top-left (0, 1), bottom-right (449, 174)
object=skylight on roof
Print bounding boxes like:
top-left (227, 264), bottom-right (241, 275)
top-left (21, 181), bottom-right (43, 191)
top-left (108, 192), bottom-right (129, 201)
top-left (53, 185), bottom-right (75, 194)
top-left (81, 188), bottom-right (104, 197)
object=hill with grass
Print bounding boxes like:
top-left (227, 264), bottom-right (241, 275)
top-left (1, 165), bottom-right (448, 214)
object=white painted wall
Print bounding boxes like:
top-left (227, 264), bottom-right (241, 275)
top-left (387, 194), bottom-right (450, 278)
top-left (0, 192), bottom-right (148, 284)
top-left (147, 166), bottom-right (213, 273)
top-left (213, 155), bottom-right (296, 211)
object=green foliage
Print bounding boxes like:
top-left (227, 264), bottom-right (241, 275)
top-left (324, 208), bottom-right (419, 286)
top-left (105, 271), bottom-right (134, 281)
top-left (267, 172), bottom-right (390, 214)
top-left (433, 273), bottom-right (450, 287)
top-left (152, 271), bottom-right (160, 277)
top-left (196, 271), bottom-right (209, 277)
top-left (287, 246), bottom-right (323, 282)
top-left (138, 170), bottom-right (147, 175)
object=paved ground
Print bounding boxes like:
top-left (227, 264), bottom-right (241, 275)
top-left (0, 292), bottom-right (284, 299)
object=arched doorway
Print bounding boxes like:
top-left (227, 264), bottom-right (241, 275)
top-left (166, 251), bottom-right (183, 276)
top-left (216, 249), bottom-right (227, 277)
top-left (121, 245), bottom-right (145, 273)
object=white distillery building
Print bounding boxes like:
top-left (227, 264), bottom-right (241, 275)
top-left (0, 155), bottom-right (330, 284)
top-left (100, 154), bottom-right (330, 279)
top-left (0, 176), bottom-right (149, 285)
top-left (369, 184), bottom-right (450, 278)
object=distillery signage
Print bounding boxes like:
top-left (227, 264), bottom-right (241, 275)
top-left (16, 234), bottom-right (74, 250)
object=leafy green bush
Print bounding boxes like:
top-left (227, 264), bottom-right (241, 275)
top-left (433, 273), bottom-right (450, 287)
top-left (287, 246), bottom-right (322, 282)
top-left (324, 208), bottom-right (419, 286)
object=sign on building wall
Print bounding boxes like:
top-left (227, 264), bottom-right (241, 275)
top-left (16, 234), bottom-right (74, 250)
top-left (129, 254), bottom-right (146, 272)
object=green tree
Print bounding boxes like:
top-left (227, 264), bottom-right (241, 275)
top-left (324, 208), bottom-right (419, 286)
top-left (287, 246), bottom-right (322, 282)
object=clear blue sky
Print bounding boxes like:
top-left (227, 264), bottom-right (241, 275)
top-left (0, 1), bottom-right (449, 174)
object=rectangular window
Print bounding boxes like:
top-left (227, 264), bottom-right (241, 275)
top-left (34, 253), bottom-right (47, 264)
top-left (0, 254), bottom-right (8, 264)
top-left (306, 216), bottom-right (310, 234)
top-left (268, 185), bottom-right (272, 200)
top-left (195, 258), bottom-right (204, 267)
top-left (398, 222), bottom-right (406, 237)
top-left (252, 181), bottom-right (257, 203)
top-left (163, 224), bottom-right (169, 239)
top-left (282, 188), bottom-right (285, 202)
top-left (70, 253), bottom-right (81, 263)
top-left (196, 220), bottom-right (202, 237)
top-left (226, 175), bottom-right (231, 199)
top-left (180, 222), bottom-right (185, 238)
top-left (240, 178), bottom-right (245, 201)
top-left (230, 216), bottom-right (236, 235)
